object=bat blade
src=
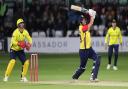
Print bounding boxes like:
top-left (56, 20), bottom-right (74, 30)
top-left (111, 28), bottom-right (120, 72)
top-left (71, 5), bottom-right (88, 13)
top-left (71, 5), bottom-right (82, 11)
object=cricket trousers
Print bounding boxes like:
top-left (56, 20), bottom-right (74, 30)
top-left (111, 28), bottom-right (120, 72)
top-left (108, 44), bottom-right (119, 66)
top-left (72, 47), bottom-right (101, 80)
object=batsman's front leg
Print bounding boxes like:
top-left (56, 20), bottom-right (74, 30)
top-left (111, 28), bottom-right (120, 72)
top-left (72, 49), bottom-right (88, 80)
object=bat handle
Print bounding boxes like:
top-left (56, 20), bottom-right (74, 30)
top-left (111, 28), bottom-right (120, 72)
top-left (81, 8), bottom-right (88, 13)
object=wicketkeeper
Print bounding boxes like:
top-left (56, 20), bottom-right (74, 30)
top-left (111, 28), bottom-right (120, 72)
top-left (3, 18), bottom-right (32, 82)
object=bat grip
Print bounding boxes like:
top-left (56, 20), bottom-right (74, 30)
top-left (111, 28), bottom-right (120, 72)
top-left (81, 8), bottom-right (88, 13)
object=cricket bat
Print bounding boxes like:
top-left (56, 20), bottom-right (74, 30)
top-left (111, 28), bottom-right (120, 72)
top-left (71, 5), bottom-right (88, 13)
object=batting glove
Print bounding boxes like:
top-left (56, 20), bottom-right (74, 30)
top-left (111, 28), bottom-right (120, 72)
top-left (88, 9), bottom-right (96, 19)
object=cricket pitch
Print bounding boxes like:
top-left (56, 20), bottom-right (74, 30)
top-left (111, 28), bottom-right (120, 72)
top-left (27, 80), bottom-right (128, 87)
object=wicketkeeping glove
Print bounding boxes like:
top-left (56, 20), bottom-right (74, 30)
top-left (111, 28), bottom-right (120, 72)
top-left (25, 42), bottom-right (31, 51)
top-left (17, 41), bottom-right (26, 48)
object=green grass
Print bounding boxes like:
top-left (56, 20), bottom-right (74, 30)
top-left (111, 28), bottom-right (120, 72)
top-left (0, 83), bottom-right (128, 89)
top-left (0, 53), bottom-right (128, 89)
top-left (0, 82), bottom-right (128, 89)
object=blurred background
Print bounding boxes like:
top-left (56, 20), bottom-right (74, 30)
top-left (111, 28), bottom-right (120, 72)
top-left (0, 0), bottom-right (128, 52)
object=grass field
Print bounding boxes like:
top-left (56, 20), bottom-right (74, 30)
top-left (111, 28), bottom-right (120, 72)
top-left (0, 52), bottom-right (128, 89)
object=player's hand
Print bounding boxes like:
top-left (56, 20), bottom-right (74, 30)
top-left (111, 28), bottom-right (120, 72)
top-left (120, 43), bottom-right (123, 50)
top-left (88, 9), bottom-right (96, 19)
top-left (25, 42), bottom-right (31, 51)
top-left (105, 43), bottom-right (108, 50)
top-left (18, 41), bottom-right (26, 48)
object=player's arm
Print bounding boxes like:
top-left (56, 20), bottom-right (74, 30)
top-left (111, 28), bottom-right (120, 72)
top-left (11, 32), bottom-right (25, 48)
top-left (87, 15), bottom-right (94, 29)
top-left (105, 29), bottom-right (110, 49)
top-left (119, 28), bottom-right (123, 45)
top-left (88, 9), bottom-right (96, 29)
top-left (11, 32), bottom-right (18, 46)
top-left (25, 30), bottom-right (32, 51)
top-left (82, 16), bottom-right (94, 32)
top-left (12, 37), bottom-right (26, 49)
top-left (82, 9), bottom-right (96, 32)
top-left (105, 29), bottom-right (110, 44)
top-left (25, 30), bottom-right (32, 44)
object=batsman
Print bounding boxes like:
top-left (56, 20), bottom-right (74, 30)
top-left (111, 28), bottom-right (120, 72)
top-left (3, 18), bottom-right (32, 82)
top-left (72, 8), bottom-right (101, 82)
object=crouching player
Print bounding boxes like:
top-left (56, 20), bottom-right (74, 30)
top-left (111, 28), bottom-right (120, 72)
top-left (72, 9), bottom-right (101, 82)
top-left (3, 18), bottom-right (32, 82)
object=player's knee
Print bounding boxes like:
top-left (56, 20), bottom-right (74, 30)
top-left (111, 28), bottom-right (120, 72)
top-left (115, 52), bottom-right (118, 56)
top-left (97, 55), bottom-right (101, 60)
